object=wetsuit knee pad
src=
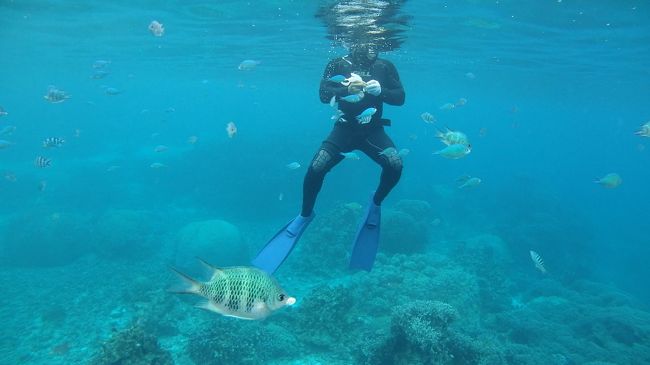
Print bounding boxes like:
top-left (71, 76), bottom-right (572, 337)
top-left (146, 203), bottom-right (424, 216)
top-left (386, 154), bottom-right (403, 172)
top-left (310, 149), bottom-right (334, 173)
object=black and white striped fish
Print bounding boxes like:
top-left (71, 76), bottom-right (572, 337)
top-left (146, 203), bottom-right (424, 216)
top-left (170, 259), bottom-right (296, 320)
top-left (43, 137), bottom-right (65, 148)
top-left (34, 156), bottom-right (52, 168)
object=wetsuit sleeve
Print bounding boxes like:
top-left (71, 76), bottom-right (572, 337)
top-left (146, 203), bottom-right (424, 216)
top-left (319, 59), bottom-right (349, 103)
top-left (380, 61), bottom-right (405, 106)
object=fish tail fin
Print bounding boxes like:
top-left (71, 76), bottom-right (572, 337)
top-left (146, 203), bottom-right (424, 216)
top-left (168, 266), bottom-right (201, 294)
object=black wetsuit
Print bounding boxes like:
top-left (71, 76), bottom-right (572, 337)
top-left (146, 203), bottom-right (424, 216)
top-left (301, 55), bottom-right (406, 216)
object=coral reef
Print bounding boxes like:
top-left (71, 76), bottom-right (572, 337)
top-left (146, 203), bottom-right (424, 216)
top-left (381, 199), bottom-right (433, 254)
top-left (292, 283), bottom-right (359, 349)
top-left (186, 319), bottom-right (300, 365)
top-left (173, 219), bottom-right (248, 269)
top-left (355, 300), bottom-right (489, 365)
top-left (89, 323), bottom-right (173, 365)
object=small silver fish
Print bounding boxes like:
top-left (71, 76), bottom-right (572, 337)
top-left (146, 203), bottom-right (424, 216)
top-left (341, 152), bottom-right (360, 160)
top-left (149, 20), bottom-right (164, 37)
top-left (150, 162), bottom-right (167, 169)
top-left (595, 173), bottom-right (622, 189)
top-left (635, 122), bottom-right (650, 138)
top-left (356, 107), bottom-right (377, 124)
top-left (458, 176), bottom-right (481, 189)
top-left (0, 140), bottom-right (13, 149)
top-left (328, 75), bottom-right (347, 83)
top-left (434, 144), bottom-right (471, 159)
top-left (154, 145), bottom-right (168, 153)
top-left (92, 60), bottom-right (111, 69)
top-left (35, 156), bottom-right (52, 168)
top-left (379, 147), bottom-right (398, 157)
top-left (103, 87), bottom-right (122, 95)
top-left (286, 162), bottom-right (301, 170)
top-left (331, 109), bottom-right (344, 121)
top-left (0, 107), bottom-right (8, 116)
top-left (439, 102), bottom-right (455, 110)
top-left (170, 260), bottom-right (295, 320)
top-left (42, 137), bottom-right (65, 148)
top-left (341, 92), bottom-right (364, 103)
top-left (238, 59), bottom-right (261, 71)
top-left (398, 148), bottom-right (410, 157)
top-left (0, 126), bottom-right (16, 136)
top-left (90, 70), bottom-right (110, 79)
top-left (44, 86), bottom-right (70, 104)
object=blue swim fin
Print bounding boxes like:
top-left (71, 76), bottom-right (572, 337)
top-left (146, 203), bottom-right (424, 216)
top-left (349, 200), bottom-right (381, 271)
top-left (251, 213), bottom-right (314, 274)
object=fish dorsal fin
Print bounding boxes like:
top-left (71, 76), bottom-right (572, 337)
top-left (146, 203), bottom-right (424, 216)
top-left (195, 257), bottom-right (226, 279)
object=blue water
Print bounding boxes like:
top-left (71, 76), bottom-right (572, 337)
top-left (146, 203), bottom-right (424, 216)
top-left (1, 1), bottom-right (649, 364)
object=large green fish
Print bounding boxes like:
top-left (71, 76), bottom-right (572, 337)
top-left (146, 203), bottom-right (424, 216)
top-left (170, 259), bottom-right (295, 320)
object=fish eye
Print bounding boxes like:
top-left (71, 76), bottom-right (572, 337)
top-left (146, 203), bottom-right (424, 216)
top-left (278, 294), bottom-right (286, 301)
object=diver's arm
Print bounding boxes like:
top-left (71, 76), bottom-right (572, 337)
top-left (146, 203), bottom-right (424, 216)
top-left (380, 61), bottom-right (405, 106)
top-left (319, 59), bottom-right (348, 103)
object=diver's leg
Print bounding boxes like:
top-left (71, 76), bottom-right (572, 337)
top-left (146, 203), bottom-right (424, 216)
top-left (359, 128), bottom-right (403, 205)
top-left (302, 144), bottom-right (344, 216)
top-left (349, 128), bottom-right (403, 271)
top-left (252, 128), bottom-right (346, 274)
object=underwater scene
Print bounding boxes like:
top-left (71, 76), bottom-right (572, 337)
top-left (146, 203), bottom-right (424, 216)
top-left (1, 1), bottom-right (649, 364)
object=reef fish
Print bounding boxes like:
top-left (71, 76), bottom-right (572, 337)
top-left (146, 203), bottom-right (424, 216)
top-left (437, 128), bottom-right (470, 147)
top-left (0, 107), bottom-right (8, 116)
top-left (44, 86), bottom-right (70, 104)
top-left (457, 176), bottom-right (481, 189)
top-left (635, 122), bottom-right (650, 137)
top-left (170, 260), bottom-right (295, 320)
top-left (238, 60), bottom-right (261, 71)
top-left (341, 92), bottom-right (364, 103)
top-left (0, 140), bottom-right (13, 149)
top-left (595, 173), bottom-right (622, 189)
top-left (149, 20), bottom-right (164, 36)
top-left (0, 126), bottom-right (16, 136)
top-left (434, 144), bottom-right (471, 159)
top-left (286, 162), bottom-right (301, 170)
top-left (529, 250), bottom-right (547, 274)
top-left (420, 112), bottom-right (436, 124)
top-left (356, 107), bottom-right (377, 124)
top-left (35, 156), bottom-right (52, 168)
top-left (42, 137), bottom-right (65, 148)
top-left (226, 122), bottom-right (237, 138)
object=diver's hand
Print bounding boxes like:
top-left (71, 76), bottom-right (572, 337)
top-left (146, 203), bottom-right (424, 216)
top-left (347, 80), bottom-right (366, 94)
top-left (364, 80), bottom-right (381, 96)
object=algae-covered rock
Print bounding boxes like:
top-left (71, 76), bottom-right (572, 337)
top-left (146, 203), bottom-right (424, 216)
top-left (90, 324), bottom-right (173, 365)
top-left (0, 211), bottom-right (91, 266)
top-left (173, 219), bottom-right (247, 269)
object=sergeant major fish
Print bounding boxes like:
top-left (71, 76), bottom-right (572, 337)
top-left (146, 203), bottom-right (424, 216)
top-left (35, 156), bottom-right (52, 168)
top-left (170, 260), bottom-right (296, 320)
top-left (43, 137), bottom-right (65, 148)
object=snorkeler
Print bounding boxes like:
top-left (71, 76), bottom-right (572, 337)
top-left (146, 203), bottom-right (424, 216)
top-left (252, 43), bottom-right (405, 273)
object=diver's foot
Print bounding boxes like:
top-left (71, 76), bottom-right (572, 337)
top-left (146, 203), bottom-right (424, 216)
top-left (251, 213), bottom-right (314, 274)
top-left (349, 199), bottom-right (381, 271)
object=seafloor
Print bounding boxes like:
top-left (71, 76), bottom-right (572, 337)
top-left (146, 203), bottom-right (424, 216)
top-left (0, 195), bottom-right (648, 365)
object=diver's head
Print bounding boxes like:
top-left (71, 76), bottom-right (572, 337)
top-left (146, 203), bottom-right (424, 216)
top-left (349, 43), bottom-right (377, 67)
